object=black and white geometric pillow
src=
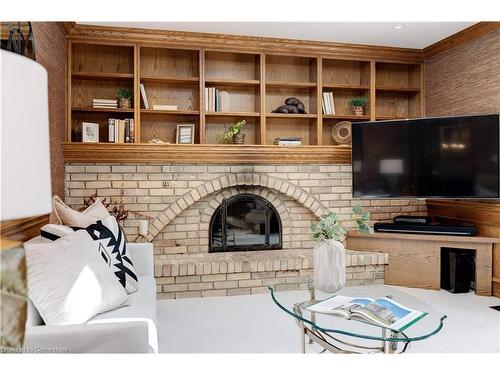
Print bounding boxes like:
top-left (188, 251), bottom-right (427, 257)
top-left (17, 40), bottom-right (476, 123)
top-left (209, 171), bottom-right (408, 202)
top-left (85, 217), bottom-right (138, 293)
top-left (41, 224), bottom-right (81, 242)
top-left (40, 217), bottom-right (139, 294)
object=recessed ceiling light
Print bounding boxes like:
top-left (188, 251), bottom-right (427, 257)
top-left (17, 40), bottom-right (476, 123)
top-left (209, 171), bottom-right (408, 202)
top-left (393, 25), bottom-right (404, 30)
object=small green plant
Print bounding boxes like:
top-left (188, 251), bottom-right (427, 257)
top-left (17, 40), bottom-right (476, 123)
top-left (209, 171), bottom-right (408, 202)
top-left (349, 96), bottom-right (368, 107)
top-left (310, 205), bottom-right (372, 241)
top-left (116, 87), bottom-right (132, 99)
top-left (216, 119), bottom-right (246, 144)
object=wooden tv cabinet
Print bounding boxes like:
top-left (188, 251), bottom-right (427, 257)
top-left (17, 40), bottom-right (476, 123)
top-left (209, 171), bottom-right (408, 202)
top-left (427, 199), bottom-right (500, 297)
top-left (346, 231), bottom-right (499, 296)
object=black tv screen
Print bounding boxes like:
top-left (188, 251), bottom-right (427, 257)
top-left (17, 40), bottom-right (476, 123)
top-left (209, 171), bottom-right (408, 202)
top-left (352, 114), bottom-right (500, 198)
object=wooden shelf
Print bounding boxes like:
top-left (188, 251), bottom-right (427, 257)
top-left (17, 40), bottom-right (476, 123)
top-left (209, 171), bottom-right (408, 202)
top-left (266, 113), bottom-right (317, 119)
top-left (205, 112), bottom-right (260, 117)
top-left (322, 115), bottom-right (371, 121)
top-left (375, 116), bottom-right (407, 120)
top-left (72, 71), bottom-right (134, 80)
top-left (140, 75), bottom-right (199, 84)
top-left (266, 80), bottom-right (316, 88)
top-left (205, 78), bottom-right (259, 87)
top-left (68, 39), bottom-right (423, 147)
top-left (62, 143), bottom-right (351, 164)
top-left (376, 87), bottom-right (421, 94)
top-left (322, 84), bottom-right (370, 91)
top-left (72, 107), bottom-right (134, 113)
top-left (141, 109), bottom-right (199, 115)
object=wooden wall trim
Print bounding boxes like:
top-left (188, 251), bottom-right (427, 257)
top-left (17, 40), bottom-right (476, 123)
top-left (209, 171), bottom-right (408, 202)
top-left (0, 215), bottom-right (49, 243)
top-left (65, 23), bottom-right (423, 63)
top-left (62, 143), bottom-right (351, 164)
top-left (423, 22), bottom-right (500, 59)
top-left (57, 22), bottom-right (76, 35)
top-left (426, 199), bottom-right (500, 227)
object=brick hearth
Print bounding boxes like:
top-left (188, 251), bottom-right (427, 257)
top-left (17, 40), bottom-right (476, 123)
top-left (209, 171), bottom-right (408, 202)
top-left (154, 249), bottom-right (388, 299)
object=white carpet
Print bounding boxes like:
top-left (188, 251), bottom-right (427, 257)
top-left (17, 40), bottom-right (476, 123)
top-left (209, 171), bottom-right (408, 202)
top-left (157, 286), bottom-right (500, 353)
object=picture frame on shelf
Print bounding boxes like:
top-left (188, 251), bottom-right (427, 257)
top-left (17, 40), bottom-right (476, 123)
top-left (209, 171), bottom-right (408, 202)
top-left (176, 124), bottom-right (195, 144)
top-left (82, 122), bottom-right (99, 143)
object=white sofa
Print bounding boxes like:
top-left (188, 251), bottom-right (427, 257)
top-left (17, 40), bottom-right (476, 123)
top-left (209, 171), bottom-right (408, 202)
top-left (23, 241), bottom-right (158, 353)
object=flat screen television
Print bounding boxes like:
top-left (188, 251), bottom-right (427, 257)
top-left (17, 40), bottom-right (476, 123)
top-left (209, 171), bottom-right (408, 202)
top-left (352, 114), bottom-right (500, 198)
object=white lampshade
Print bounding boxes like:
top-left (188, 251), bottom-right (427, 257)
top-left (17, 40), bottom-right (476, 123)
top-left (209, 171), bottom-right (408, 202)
top-left (1, 50), bottom-right (52, 221)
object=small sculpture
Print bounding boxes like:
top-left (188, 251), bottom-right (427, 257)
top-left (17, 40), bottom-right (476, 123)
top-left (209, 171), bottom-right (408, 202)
top-left (272, 97), bottom-right (307, 114)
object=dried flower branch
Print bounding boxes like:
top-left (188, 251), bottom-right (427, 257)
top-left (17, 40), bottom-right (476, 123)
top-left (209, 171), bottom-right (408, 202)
top-left (81, 190), bottom-right (152, 224)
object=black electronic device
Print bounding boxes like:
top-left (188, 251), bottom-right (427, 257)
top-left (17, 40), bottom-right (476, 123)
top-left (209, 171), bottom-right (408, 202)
top-left (374, 222), bottom-right (477, 236)
top-left (393, 215), bottom-right (431, 225)
top-left (352, 114), bottom-right (500, 198)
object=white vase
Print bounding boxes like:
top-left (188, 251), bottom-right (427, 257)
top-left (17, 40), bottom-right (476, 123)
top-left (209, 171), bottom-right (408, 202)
top-left (313, 239), bottom-right (346, 293)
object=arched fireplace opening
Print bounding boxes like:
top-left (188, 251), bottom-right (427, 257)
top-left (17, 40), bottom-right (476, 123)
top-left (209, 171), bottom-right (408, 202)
top-left (209, 193), bottom-right (282, 253)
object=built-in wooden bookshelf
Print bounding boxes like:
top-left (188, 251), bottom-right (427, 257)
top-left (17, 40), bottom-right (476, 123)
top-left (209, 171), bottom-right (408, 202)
top-left (66, 27), bottom-right (424, 158)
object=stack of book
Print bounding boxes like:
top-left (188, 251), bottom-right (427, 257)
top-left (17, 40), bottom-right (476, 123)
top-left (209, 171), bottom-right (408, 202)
top-left (205, 87), bottom-right (220, 112)
top-left (274, 137), bottom-right (302, 146)
top-left (93, 99), bottom-right (118, 109)
top-left (322, 92), bottom-right (336, 115)
top-left (108, 118), bottom-right (135, 143)
top-left (152, 104), bottom-right (178, 111)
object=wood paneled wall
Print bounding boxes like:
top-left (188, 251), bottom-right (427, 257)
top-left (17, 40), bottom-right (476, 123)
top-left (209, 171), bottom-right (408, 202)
top-left (424, 30), bottom-right (500, 116)
top-left (31, 22), bottom-right (67, 198)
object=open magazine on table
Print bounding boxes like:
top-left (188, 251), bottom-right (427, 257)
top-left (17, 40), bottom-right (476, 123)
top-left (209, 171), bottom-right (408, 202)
top-left (306, 295), bottom-right (427, 331)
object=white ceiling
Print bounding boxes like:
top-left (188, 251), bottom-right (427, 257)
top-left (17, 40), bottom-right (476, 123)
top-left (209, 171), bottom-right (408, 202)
top-left (80, 22), bottom-right (476, 49)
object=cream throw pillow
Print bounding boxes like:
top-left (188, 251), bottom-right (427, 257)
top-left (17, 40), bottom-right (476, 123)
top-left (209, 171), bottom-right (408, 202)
top-left (25, 230), bottom-right (129, 325)
top-left (51, 195), bottom-right (110, 227)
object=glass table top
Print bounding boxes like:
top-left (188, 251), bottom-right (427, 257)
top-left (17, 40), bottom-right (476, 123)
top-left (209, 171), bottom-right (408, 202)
top-left (270, 284), bottom-right (447, 345)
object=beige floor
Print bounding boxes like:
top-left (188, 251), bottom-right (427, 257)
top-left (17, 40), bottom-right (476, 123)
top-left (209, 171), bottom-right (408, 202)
top-left (157, 285), bottom-right (500, 353)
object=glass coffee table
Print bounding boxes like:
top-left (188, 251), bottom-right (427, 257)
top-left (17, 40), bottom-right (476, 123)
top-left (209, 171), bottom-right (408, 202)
top-left (270, 284), bottom-right (447, 354)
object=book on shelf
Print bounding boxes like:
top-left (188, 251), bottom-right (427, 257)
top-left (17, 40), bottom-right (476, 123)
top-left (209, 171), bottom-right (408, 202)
top-left (306, 294), bottom-right (427, 331)
top-left (205, 87), bottom-right (222, 112)
top-left (93, 98), bottom-right (118, 109)
top-left (108, 119), bottom-right (115, 142)
top-left (204, 87), bottom-right (209, 112)
top-left (107, 118), bottom-right (134, 143)
top-left (322, 92), bottom-right (335, 115)
top-left (274, 137), bottom-right (303, 146)
top-left (129, 118), bottom-right (135, 143)
top-left (152, 104), bottom-right (178, 111)
top-left (93, 99), bottom-right (117, 104)
top-left (139, 83), bottom-right (149, 109)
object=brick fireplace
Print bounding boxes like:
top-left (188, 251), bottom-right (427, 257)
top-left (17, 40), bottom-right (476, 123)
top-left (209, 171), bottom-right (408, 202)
top-left (64, 163), bottom-right (427, 298)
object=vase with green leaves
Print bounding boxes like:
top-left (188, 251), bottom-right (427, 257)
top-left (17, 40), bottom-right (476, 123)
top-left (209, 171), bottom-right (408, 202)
top-left (116, 87), bottom-right (132, 109)
top-left (216, 119), bottom-right (246, 144)
top-left (349, 96), bottom-right (368, 116)
top-left (310, 205), bottom-right (372, 293)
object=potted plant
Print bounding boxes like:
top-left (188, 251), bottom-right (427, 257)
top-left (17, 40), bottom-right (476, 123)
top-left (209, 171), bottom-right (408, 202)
top-left (216, 119), bottom-right (246, 144)
top-left (116, 87), bottom-right (132, 109)
top-left (310, 205), bottom-right (372, 293)
top-left (349, 96), bottom-right (368, 116)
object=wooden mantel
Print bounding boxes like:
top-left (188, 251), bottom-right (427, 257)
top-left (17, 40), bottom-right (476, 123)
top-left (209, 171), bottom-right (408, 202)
top-left (62, 143), bottom-right (351, 164)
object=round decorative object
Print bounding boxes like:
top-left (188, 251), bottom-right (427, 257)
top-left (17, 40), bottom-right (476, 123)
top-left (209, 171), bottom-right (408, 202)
top-left (331, 121), bottom-right (352, 144)
top-left (313, 239), bottom-right (346, 293)
top-left (285, 97), bottom-right (306, 113)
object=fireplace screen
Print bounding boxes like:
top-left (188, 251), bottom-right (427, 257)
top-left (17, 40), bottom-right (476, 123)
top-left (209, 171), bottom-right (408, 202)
top-left (209, 194), bottom-right (282, 252)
